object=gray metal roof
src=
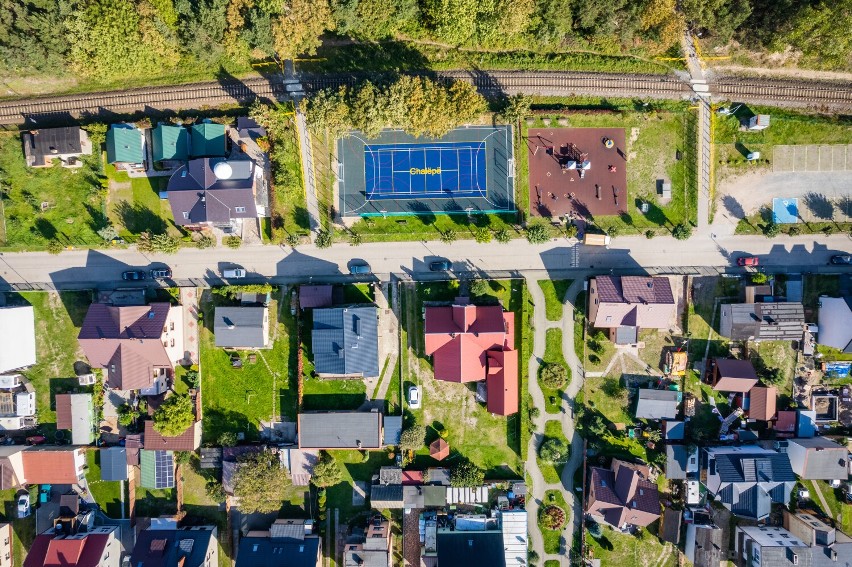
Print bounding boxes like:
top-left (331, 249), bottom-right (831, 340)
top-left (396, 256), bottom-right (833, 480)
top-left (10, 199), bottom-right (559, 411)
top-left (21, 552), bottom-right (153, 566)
top-left (214, 307), bottom-right (268, 348)
top-left (236, 536), bottom-right (319, 567)
top-left (312, 307), bottom-right (379, 377)
top-left (720, 302), bottom-right (804, 341)
top-left (100, 446), bottom-right (128, 481)
top-left (666, 445), bottom-right (688, 479)
top-left (635, 389), bottom-right (679, 420)
top-left (790, 437), bottom-right (848, 479)
top-left (715, 452), bottom-right (795, 483)
top-left (298, 412), bottom-right (382, 449)
top-left (371, 484), bottom-right (403, 508)
top-left (383, 416), bottom-right (402, 446)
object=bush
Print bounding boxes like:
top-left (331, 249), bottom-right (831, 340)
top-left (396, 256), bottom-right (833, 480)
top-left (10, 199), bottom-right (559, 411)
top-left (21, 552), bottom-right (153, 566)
top-left (526, 223), bottom-right (549, 244)
top-left (314, 230), bottom-right (333, 248)
top-left (440, 229), bottom-right (457, 244)
top-left (587, 520), bottom-right (603, 538)
top-left (218, 431), bottom-right (238, 447)
top-left (788, 226), bottom-right (801, 236)
top-left (349, 231), bottom-right (362, 246)
top-left (286, 234), bottom-right (301, 247)
top-left (495, 228), bottom-right (512, 243)
top-left (400, 425), bottom-right (426, 452)
top-left (672, 223), bottom-right (692, 240)
top-left (645, 229), bottom-right (656, 239)
top-left (763, 221), bottom-right (780, 237)
top-left (450, 460), bottom-right (484, 487)
top-left (205, 480), bottom-right (226, 501)
top-left (184, 369), bottom-right (200, 388)
top-left (97, 225), bottom-right (119, 242)
top-left (152, 394), bottom-right (195, 436)
top-left (47, 239), bottom-right (63, 254)
top-left (750, 272), bottom-right (768, 284)
top-left (224, 235), bottom-right (242, 249)
top-left (152, 233), bottom-right (180, 254)
top-left (539, 438), bottom-right (568, 462)
top-left (606, 226), bottom-right (619, 238)
top-left (540, 363), bottom-right (568, 389)
top-left (473, 226), bottom-right (492, 243)
top-left (565, 223), bottom-right (579, 239)
top-left (469, 279), bottom-right (490, 297)
top-left (539, 505), bottom-right (566, 530)
top-left (196, 234), bottom-right (215, 249)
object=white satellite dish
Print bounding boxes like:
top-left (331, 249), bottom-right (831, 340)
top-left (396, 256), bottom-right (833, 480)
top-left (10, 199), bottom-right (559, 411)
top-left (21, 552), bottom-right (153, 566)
top-left (213, 161), bottom-right (233, 180)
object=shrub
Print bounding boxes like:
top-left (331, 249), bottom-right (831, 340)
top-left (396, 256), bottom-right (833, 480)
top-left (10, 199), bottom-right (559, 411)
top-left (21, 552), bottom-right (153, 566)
top-left (788, 226), bottom-right (801, 236)
top-left (218, 431), bottom-right (238, 447)
top-left (47, 239), bottom-right (63, 254)
top-left (539, 437), bottom-right (568, 462)
top-left (469, 279), bottom-right (490, 297)
top-left (539, 505), bottom-right (566, 530)
top-left (152, 394), bottom-right (195, 436)
top-left (205, 480), bottom-right (226, 501)
top-left (196, 234), bottom-right (215, 249)
top-left (286, 234), bottom-right (301, 247)
top-left (97, 225), bottom-right (119, 242)
top-left (565, 223), bottom-right (579, 239)
top-left (450, 460), bottom-right (484, 487)
top-left (473, 226), bottom-right (492, 243)
top-left (495, 228), bottom-right (512, 243)
top-left (645, 229), bottom-right (656, 239)
top-left (606, 226), bottom-right (619, 238)
top-left (152, 233), bottom-right (180, 254)
top-left (440, 229), bottom-right (457, 244)
top-left (314, 230), bottom-right (333, 248)
top-left (763, 221), bottom-right (780, 237)
top-left (540, 363), bottom-right (568, 389)
top-left (224, 235), bottom-right (242, 249)
top-left (587, 520), bottom-right (603, 538)
top-left (750, 272), bottom-right (768, 284)
top-left (672, 223), bottom-right (692, 240)
top-left (400, 425), bottom-right (426, 452)
top-left (526, 223), bottom-right (549, 244)
top-left (349, 231), bottom-right (362, 246)
top-left (184, 369), bottom-right (200, 388)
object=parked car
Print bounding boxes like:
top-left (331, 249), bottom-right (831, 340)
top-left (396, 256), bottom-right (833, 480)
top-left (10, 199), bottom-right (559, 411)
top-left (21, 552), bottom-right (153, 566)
top-left (122, 270), bottom-right (147, 281)
top-left (429, 260), bottom-right (451, 271)
top-left (830, 255), bottom-right (851, 265)
top-left (25, 435), bottom-right (46, 445)
top-left (222, 268), bottom-right (246, 279)
top-left (16, 493), bottom-right (30, 518)
top-left (407, 386), bottom-right (421, 409)
top-left (150, 267), bottom-right (172, 279)
top-left (349, 262), bottom-right (371, 275)
top-left (737, 256), bottom-right (759, 267)
top-left (39, 485), bottom-right (51, 504)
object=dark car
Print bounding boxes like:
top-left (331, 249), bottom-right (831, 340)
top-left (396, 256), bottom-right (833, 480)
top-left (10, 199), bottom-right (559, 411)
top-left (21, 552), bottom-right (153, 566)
top-left (430, 260), bottom-right (452, 271)
top-left (830, 255), bottom-right (851, 265)
top-left (150, 268), bottom-right (172, 279)
top-left (737, 256), bottom-right (759, 267)
top-left (122, 270), bottom-right (147, 281)
top-left (349, 262), bottom-right (371, 275)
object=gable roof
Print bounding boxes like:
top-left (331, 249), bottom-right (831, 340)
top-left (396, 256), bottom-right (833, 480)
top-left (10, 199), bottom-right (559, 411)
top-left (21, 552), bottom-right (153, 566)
top-left (78, 303), bottom-right (173, 390)
top-left (214, 307), bottom-right (268, 349)
top-left (140, 449), bottom-right (174, 489)
top-left (720, 302), bottom-right (805, 341)
top-left (24, 532), bottom-right (111, 567)
top-left (22, 448), bottom-right (82, 484)
top-left (55, 394), bottom-right (94, 445)
top-left (712, 359), bottom-right (759, 393)
top-left (106, 125), bottom-right (144, 164)
top-left (298, 412), bottom-right (382, 449)
top-left (131, 527), bottom-right (216, 567)
top-left (167, 158), bottom-right (257, 225)
top-left (190, 122), bottom-right (227, 157)
top-left (371, 484), bottom-right (403, 508)
top-left (818, 296), bottom-right (852, 353)
top-left (635, 389), bottom-right (679, 420)
top-left (0, 305), bottom-right (36, 373)
top-left (143, 420), bottom-right (199, 452)
top-left (311, 307), bottom-right (380, 377)
top-left (749, 386), bottom-right (777, 421)
top-left (23, 127), bottom-right (88, 166)
top-left (437, 531), bottom-right (505, 567)
top-left (235, 536), bottom-right (320, 567)
top-left (591, 276), bottom-right (676, 329)
top-left (152, 124), bottom-right (190, 162)
top-left (299, 285), bottom-right (334, 309)
top-left (714, 451), bottom-right (795, 483)
top-left (789, 437), bottom-right (848, 479)
top-left (101, 446), bottom-right (128, 481)
top-left (425, 301), bottom-right (513, 383)
top-left (486, 349), bottom-right (519, 416)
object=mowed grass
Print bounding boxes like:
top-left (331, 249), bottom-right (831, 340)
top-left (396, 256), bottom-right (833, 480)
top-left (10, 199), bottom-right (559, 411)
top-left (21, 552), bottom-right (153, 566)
top-left (85, 450), bottom-right (124, 518)
top-left (270, 118), bottom-right (310, 240)
top-left (134, 486), bottom-right (177, 517)
top-left (585, 375), bottom-right (631, 425)
top-left (343, 213), bottom-right (519, 244)
top-left (326, 450), bottom-right (396, 521)
top-left (13, 291), bottom-right (93, 433)
top-left (0, 488), bottom-right (36, 566)
top-left (540, 328), bottom-right (569, 414)
top-left (539, 279), bottom-right (572, 321)
top-left (105, 164), bottom-right (181, 239)
top-left (200, 291), bottom-right (297, 442)
top-left (0, 135), bottom-right (105, 250)
top-left (343, 283), bottom-right (375, 304)
top-left (586, 522), bottom-right (676, 567)
top-left (538, 420), bottom-right (570, 484)
top-left (302, 378), bottom-right (366, 411)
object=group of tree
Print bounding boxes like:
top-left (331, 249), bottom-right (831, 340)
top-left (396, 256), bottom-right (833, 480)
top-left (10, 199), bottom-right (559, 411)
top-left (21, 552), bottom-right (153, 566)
top-left (151, 393), bottom-right (195, 436)
top-left (306, 76), bottom-right (486, 139)
top-left (232, 450), bottom-right (293, 513)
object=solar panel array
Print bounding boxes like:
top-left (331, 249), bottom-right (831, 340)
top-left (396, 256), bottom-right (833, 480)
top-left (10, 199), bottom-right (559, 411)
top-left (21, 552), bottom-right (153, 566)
top-left (154, 450), bottom-right (175, 489)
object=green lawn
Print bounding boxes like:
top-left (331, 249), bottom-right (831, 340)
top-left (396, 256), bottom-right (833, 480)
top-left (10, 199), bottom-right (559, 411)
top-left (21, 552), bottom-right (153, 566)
top-left (105, 164), bottom-right (181, 240)
top-left (585, 376), bottom-right (631, 425)
top-left (8, 291), bottom-right (94, 435)
top-left (134, 486), bottom-right (177, 517)
top-left (538, 280), bottom-right (572, 321)
top-left (342, 213), bottom-right (519, 244)
top-left (522, 105), bottom-right (695, 233)
top-left (540, 329), bottom-right (569, 414)
top-left (574, 291), bottom-right (587, 360)
top-left (383, 358), bottom-right (402, 416)
top-left (0, 135), bottom-right (106, 250)
top-left (0, 488), bottom-right (36, 566)
top-left (325, 450), bottom-right (396, 522)
top-left (538, 420), bottom-right (569, 484)
top-left (85, 451), bottom-right (124, 518)
top-left (200, 291), bottom-right (297, 443)
top-left (752, 340), bottom-right (796, 393)
top-left (520, 284), bottom-right (534, 460)
top-left (539, 490), bottom-right (568, 554)
top-left (342, 283), bottom-right (375, 304)
top-left (802, 479), bottom-right (852, 532)
top-left (270, 117), bottom-right (310, 241)
top-left (586, 522), bottom-right (676, 567)
top-left (302, 378), bottom-right (367, 411)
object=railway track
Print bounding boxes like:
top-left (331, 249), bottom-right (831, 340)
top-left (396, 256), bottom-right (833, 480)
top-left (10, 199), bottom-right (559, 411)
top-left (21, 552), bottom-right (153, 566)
top-left (1, 71), bottom-right (851, 125)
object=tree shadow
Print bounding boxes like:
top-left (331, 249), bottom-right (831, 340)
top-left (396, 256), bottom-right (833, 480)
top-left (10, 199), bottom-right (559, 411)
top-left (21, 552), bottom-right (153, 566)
top-left (407, 201), bottom-right (436, 225)
top-left (33, 218), bottom-right (57, 240)
top-left (306, 40), bottom-right (433, 73)
top-left (836, 196), bottom-right (852, 221)
top-left (722, 195), bottom-right (746, 220)
top-left (802, 192), bottom-right (835, 221)
top-left (300, 392), bottom-right (365, 411)
top-left (113, 200), bottom-right (167, 234)
top-left (202, 408), bottom-right (257, 444)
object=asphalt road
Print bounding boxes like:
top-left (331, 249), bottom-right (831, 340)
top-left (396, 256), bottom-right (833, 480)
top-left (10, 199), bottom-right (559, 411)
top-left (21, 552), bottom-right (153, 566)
top-left (0, 233), bottom-right (850, 290)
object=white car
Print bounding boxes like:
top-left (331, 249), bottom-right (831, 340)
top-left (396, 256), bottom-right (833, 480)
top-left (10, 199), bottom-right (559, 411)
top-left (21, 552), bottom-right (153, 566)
top-left (17, 493), bottom-right (30, 518)
top-left (407, 386), bottom-right (421, 409)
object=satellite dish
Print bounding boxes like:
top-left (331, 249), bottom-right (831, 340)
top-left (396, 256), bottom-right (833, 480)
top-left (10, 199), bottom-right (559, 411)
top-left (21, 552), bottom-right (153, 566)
top-left (213, 161), bottom-right (233, 180)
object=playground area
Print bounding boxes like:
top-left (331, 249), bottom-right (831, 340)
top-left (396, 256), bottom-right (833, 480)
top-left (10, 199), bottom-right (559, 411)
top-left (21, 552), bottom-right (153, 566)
top-left (338, 126), bottom-right (515, 218)
top-left (526, 127), bottom-right (627, 219)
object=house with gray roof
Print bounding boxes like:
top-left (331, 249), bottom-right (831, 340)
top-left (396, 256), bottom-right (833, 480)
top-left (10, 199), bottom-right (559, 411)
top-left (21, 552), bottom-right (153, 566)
top-left (236, 519), bottom-right (321, 567)
top-left (786, 437), bottom-right (848, 480)
top-left (685, 521), bottom-right (724, 567)
top-left (703, 446), bottom-right (796, 520)
top-left (23, 126), bottom-right (92, 168)
top-left (720, 302), bottom-right (805, 341)
top-left (666, 445), bottom-right (688, 480)
top-left (167, 158), bottom-right (258, 227)
top-left (635, 389), bottom-right (680, 420)
top-left (817, 296), bottom-right (852, 353)
top-left (784, 510), bottom-right (852, 567)
top-left (214, 306), bottom-right (270, 349)
top-left (735, 525), bottom-right (810, 567)
top-left (131, 524), bottom-right (218, 567)
top-left (312, 307), bottom-right (380, 378)
top-left (588, 276), bottom-right (676, 342)
top-left (298, 411), bottom-right (382, 450)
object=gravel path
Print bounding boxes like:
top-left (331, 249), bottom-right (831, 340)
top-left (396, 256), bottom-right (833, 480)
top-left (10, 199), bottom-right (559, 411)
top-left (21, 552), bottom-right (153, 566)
top-left (525, 277), bottom-right (587, 564)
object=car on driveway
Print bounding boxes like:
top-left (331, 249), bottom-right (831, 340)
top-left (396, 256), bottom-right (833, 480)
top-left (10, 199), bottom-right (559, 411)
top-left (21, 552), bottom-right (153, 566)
top-left (430, 260), bottom-right (451, 271)
top-left (737, 256), bottom-right (759, 267)
top-left (349, 262), bottom-right (371, 275)
top-left (407, 386), bottom-right (421, 409)
top-left (150, 267), bottom-right (172, 279)
top-left (122, 270), bottom-right (146, 281)
top-left (830, 255), bottom-right (851, 265)
top-left (17, 493), bottom-right (30, 518)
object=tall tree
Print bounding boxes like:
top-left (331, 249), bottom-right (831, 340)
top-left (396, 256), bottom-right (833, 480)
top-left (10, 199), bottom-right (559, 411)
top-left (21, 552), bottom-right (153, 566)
top-left (311, 451), bottom-right (343, 488)
top-left (781, 0), bottom-right (852, 69)
top-left (421, 0), bottom-right (478, 45)
top-left (151, 394), bottom-right (195, 436)
top-left (680, 0), bottom-right (751, 43)
top-left (233, 450), bottom-right (293, 513)
top-left (272, 0), bottom-right (334, 59)
top-left (0, 0), bottom-right (78, 74)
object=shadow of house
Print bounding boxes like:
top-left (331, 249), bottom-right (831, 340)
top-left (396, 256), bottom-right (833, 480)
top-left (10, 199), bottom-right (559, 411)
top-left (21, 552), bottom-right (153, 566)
top-left (275, 248), bottom-right (345, 281)
top-left (47, 249), bottom-right (135, 291)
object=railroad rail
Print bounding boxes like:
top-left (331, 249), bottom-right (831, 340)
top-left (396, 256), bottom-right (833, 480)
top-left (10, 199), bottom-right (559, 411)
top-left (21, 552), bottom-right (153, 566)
top-left (1, 71), bottom-right (851, 126)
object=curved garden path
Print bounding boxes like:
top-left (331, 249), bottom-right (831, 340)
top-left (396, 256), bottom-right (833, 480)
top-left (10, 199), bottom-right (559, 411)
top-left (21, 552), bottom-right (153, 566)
top-left (525, 277), bottom-right (587, 564)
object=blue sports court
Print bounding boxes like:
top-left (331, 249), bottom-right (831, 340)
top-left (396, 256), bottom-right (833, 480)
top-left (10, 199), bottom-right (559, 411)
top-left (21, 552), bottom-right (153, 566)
top-left (364, 141), bottom-right (486, 200)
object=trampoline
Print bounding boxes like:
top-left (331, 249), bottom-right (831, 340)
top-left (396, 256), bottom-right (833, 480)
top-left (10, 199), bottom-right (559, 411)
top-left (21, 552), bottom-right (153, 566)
top-left (365, 141), bottom-right (486, 200)
top-left (772, 198), bottom-right (799, 224)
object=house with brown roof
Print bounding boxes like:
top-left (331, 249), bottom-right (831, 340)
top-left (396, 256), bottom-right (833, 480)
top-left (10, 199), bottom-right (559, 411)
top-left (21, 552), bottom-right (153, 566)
top-left (424, 297), bottom-right (518, 416)
top-left (586, 459), bottom-right (661, 529)
top-left (588, 276), bottom-right (676, 343)
top-left (22, 447), bottom-right (85, 485)
top-left (55, 394), bottom-right (94, 445)
top-left (748, 386), bottom-right (777, 422)
top-left (24, 524), bottom-right (120, 567)
top-left (143, 418), bottom-right (202, 452)
top-left (78, 303), bottom-right (184, 393)
top-left (710, 358), bottom-right (759, 393)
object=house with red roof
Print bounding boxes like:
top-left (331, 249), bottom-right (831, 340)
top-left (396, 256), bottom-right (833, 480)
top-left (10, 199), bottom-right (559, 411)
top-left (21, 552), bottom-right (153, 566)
top-left (24, 525), bottom-right (120, 567)
top-left (586, 459), bottom-right (661, 529)
top-left (424, 297), bottom-right (518, 415)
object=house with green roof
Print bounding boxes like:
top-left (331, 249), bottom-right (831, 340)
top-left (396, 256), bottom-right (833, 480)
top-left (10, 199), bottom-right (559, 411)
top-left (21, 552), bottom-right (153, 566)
top-left (190, 122), bottom-right (227, 158)
top-left (106, 124), bottom-right (145, 168)
top-left (151, 124), bottom-right (189, 163)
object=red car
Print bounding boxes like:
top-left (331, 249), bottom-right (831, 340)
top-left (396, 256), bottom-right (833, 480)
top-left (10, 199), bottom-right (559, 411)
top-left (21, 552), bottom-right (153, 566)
top-left (25, 435), bottom-right (46, 445)
top-left (737, 256), bottom-right (759, 267)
